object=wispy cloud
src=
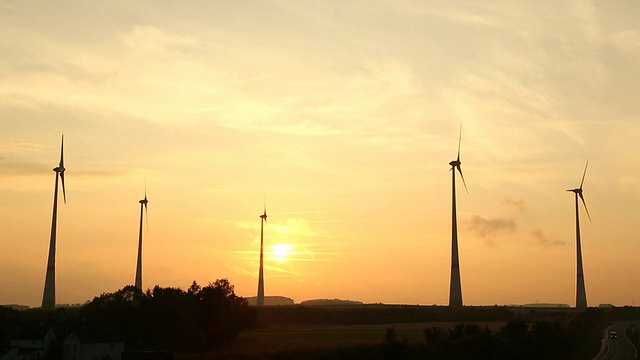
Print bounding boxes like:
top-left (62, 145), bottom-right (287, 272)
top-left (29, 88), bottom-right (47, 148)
top-left (71, 170), bottom-right (130, 179)
top-left (467, 215), bottom-right (516, 246)
top-left (120, 25), bottom-right (202, 53)
top-left (389, 1), bottom-right (508, 28)
top-left (1, 160), bottom-right (49, 177)
top-left (201, 187), bottom-right (252, 193)
top-left (264, 264), bottom-right (297, 276)
top-left (609, 30), bottom-right (640, 53)
top-left (0, 141), bottom-right (44, 154)
top-left (271, 209), bottom-right (339, 216)
top-left (531, 230), bottom-right (566, 247)
top-left (236, 222), bottom-right (259, 231)
top-left (226, 262), bottom-right (255, 277)
top-left (501, 196), bottom-right (526, 212)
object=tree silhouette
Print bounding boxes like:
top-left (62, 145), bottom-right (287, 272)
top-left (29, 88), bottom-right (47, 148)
top-left (79, 279), bottom-right (255, 352)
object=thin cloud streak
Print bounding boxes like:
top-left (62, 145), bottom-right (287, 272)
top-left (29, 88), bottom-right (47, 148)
top-left (501, 196), bottom-right (526, 212)
top-left (531, 230), bottom-right (566, 247)
top-left (467, 216), bottom-right (517, 237)
top-left (466, 215), bottom-right (517, 246)
top-left (1, 160), bottom-right (50, 177)
top-left (0, 141), bottom-right (45, 153)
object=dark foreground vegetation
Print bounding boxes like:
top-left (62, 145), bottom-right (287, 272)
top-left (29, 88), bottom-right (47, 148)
top-left (0, 279), bottom-right (255, 354)
top-left (203, 318), bottom-right (602, 360)
top-left (80, 279), bottom-right (255, 351)
top-left (193, 307), bottom-right (611, 360)
top-left (5, 291), bottom-right (640, 359)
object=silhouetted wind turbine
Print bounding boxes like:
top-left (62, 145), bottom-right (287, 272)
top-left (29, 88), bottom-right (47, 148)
top-left (448, 126), bottom-right (467, 308)
top-left (42, 135), bottom-right (66, 310)
top-left (134, 187), bottom-right (148, 291)
top-left (568, 161), bottom-right (591, 309)
top-left (257, 195), bottom-right (267, 306)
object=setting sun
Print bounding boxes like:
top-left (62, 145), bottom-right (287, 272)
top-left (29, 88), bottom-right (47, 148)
top-left (271, 244), bottom-right (293, 263)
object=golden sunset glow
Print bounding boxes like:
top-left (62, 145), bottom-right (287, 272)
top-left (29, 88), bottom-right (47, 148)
top-left (2, 1), bottom-right (640, 308)
top-left (271, 244), bottom-right (293, 263)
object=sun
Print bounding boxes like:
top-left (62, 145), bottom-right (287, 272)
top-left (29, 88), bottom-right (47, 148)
top-left (271, 244), bottom-right (292, 263)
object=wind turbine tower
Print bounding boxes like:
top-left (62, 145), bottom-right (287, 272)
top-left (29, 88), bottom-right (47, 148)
top-left (257, 198), bottom-right (267, 306)
top-left (134, 189), bottom-right (148, 291)
top-left (448, 126), bottom-right (468, 308)
top-left (42, 135), bottom-right (66, 310)
top-left (568, 161), bottom-right (591, 309)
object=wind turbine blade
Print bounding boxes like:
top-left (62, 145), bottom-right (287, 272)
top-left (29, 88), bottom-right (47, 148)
top-left (456, 124), bottom-right (462, 161)
top-left (457, 165), bottom-right (469, 194)
top-left (579, 192), bottom-right (592, 222)
top-left (144, 201), bottom-right (149, 232)
top-left (59, 135), bottom-right (66, 203)
top-left (60, 172), bottom-right (67, 204)
top-left (263, 191), bottom-right (267, 223)
top-left (59, 134), bottom-right (64, 168)
top-left (144, 181), bottom-right (149, 231)
top-left (580, 160), bottom-right (588, 189)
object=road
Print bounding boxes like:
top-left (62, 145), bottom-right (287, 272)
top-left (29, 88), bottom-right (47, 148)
top-left (594, 322), bottom-right (640, 360)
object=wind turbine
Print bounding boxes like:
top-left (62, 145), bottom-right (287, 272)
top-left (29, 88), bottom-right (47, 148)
top-left (568, 161), bottom-right (591, 309)
top-left (134, 187), bottom-right (148, 291)
top-left (42, 135), bottom-right (66, 310)
top-left (256, 195), bottom-right (267, 306)
top-left (448, 125), bottom-right (467, 308)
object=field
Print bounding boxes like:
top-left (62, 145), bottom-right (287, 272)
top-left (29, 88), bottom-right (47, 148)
top-left (176, 304), bottom-right (629, 359)
top-left (203, 321), bottom-right (506, 357)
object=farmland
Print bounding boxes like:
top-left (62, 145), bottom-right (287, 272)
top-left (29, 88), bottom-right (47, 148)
top-left (181, 304), bottom-right (624, 359)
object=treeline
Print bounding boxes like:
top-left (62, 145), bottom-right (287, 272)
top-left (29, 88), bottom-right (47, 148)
top-left (386, 310), bottom-right (604, 360)
top-left (416, 316), bottom-right (603, 360)
top-left (79, 279), bottom-right (255, 352)
top-left (396, 309), bottom-right (605, 360)
top-left (0, 279), bottom-right (255, 354)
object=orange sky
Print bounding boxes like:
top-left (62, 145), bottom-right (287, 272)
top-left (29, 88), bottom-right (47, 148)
top-left (2, 1), bottom-right (640, 308)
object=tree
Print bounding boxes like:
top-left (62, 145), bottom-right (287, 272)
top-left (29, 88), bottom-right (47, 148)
top-left (79, 279), bottom-right (255, 352)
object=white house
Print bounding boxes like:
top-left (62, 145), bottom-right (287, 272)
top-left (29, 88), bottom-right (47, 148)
top-left (63, 330), bottom-right (124, 360)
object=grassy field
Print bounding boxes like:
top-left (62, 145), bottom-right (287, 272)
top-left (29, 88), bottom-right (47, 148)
top-left (193, 321), bottom-right (506, 357)
top-left (175, 304), bottom-right (621, 359)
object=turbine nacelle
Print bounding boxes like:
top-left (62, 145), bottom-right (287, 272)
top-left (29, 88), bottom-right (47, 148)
top-left (449, 125), bottom-right (468, 194)
top-left (568, 161), bottom-right (591, 222)
top-left (140, 185), bottom-right (148, 209)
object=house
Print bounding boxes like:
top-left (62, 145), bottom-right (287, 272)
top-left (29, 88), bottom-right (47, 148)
top-left (1, 327), bottom-right (62, 360)
top-left (63, 329), bottom-right (124, 360)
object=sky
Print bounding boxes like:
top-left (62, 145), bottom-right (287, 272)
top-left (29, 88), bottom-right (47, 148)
top-left (2, 0), bottom-right (640, 308)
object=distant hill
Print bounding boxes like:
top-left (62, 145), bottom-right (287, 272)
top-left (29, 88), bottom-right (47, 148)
top-left (246, 296), bottom-right (294, 306)
top-left (520, 303), bottom-right (570, 308)
top-left (300, 299), bottom-right (364, 306)
top-left (1, 304), bottom-right (30, 310)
